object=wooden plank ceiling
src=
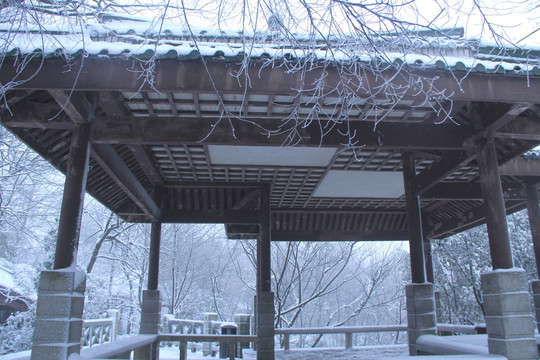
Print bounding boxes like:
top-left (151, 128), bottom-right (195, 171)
top-left (1, 58), bottom-right (539, 242)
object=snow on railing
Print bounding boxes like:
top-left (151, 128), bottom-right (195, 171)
top-left (275, 323), bottom-right (487, 350)
top-left (161, 313), bottom-right (225, 355)
top-left (275, 324), bottom-right (408, 350)
top-left (81, 310), bottom-right (119, 348)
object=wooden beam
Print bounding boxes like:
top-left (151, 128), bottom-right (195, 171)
top-left (495, 109), bottom-right (540, 141)
top-left (430, 200), bottom-right (525, 239)
top-left (92, 144), bottom-right (160, 221)
top-left (128, 145), bottom-right (164, 185)
top-left (160, 209), bottom-right (259, 224)
top-left (471, 102), bottom-right (533, 135)
top-left (0, 100), bottom-right (72, 129)
top-left (48, 90), bottom-right (95, 124)
top-left (233, 189), bottom-right (259, 210)
top-left (4, 58), bottom-right (540, 103)
top-left (271, 230), bottom-right (409, 242)
top-left (91, 116), bottom-right (474, 150)
top-left (499, 157), bottom-right (540, 177)
top-left (423, 182), bottom-right (526, 200)
top-left (98, 91), bottom-right (130, 116)
top-left (410, 151), bottom-right (474, 197)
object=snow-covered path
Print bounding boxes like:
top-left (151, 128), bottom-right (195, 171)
top-left (159, 344), bottom-right (409, 360)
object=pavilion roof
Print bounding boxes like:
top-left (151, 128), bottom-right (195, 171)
top-left (0, 16), bottom-right (539, 241)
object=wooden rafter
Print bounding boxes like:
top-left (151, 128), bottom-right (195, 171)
top-left (92, 144), bottom-right (160, 221)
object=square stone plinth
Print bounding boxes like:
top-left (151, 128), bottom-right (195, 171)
top-left (481, 269), bottom-right (538, 360)
top-left (256, 292), bottom-right (275, 360)
top-left (31, 270), bottom-right (86, 360)
top-left (140, 289), bottom-right (161, 335)
top-left (405, 283), bottom-right (436, 356)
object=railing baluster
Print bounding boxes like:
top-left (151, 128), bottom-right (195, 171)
top-left (344, 332), bottom-right (352, 349)
top-left (179, 341), bottom-right (187, 360)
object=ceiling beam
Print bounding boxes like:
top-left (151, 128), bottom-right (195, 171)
top-left (430, 200), bottom-right (525, 239)
top-left (92, 143), bottom-right (160, 221)
top-left (97, 91), bottom-right (165, 186)
top-left (271, 230), bottom-right (409, 242)
top-left (411, 151), bottom-right (474, 197)
top-left (0, 100), bottom-right (72, 129)
top-left (128, 145), bottom-right (164, 185)
top-left (494, 109), bottom-right (540, 141)
top-left (472, 102), bottom-right (533, 135)
top-left (98, 91), bottom-right (130, 116)
top-left (48, 90), bottom-right (95, 124)
top-left (411, 103), bottom-right (535, 197)
top-left (4, 58), bottom-right (540, 103)
top-left (423, 182), bottom-right (526, 200)
top-left (499, 157), bottom-right (540, 177)
top-left (91, 116), bottom-right (474, 150)
top-left (160, 209), bottom-right (259, 224)
top-left (232, 189), bottom-right (259, 210)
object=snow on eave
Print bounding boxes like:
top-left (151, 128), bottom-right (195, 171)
top-left (2, 19), bottom-right (540, 76)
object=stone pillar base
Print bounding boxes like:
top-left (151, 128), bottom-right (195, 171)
top-left (203, 312), bottom-right (219, 356)
top-left (139, 289), bottom-right (161, 335)
top-left (256, 292), bottom-right (275, 360)
top-left (138, 289), bottom-right (160, 360)
top-left (234, 313), bottom-right (252, 350)
top-left (405, 283), bottom-right (436, 355)
top-left (530, 279), bottom-right (540, 333)
top-left (31, 270), bottom-right (86, 360)
top-left (481, 269), bottom-right (538, 360)
top-left (434, 291), bottom-right (443, 324)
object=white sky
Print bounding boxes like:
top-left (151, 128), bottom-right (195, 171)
top-left (119, 0), bottom-right (540, 46)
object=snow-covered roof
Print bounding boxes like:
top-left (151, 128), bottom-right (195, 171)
top-left (2, 15), bottom-right (540, 76)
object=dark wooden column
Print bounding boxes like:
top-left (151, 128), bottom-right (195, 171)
top-left (53, 124), bottom-right (91, 269)
top-left (258, 184), bottom-right (271, 292)
top-left (476, 136), bottom-right (513, 269)
top-left (148, 222), bottom-right (162, 291)
top-left (402, 152), bottom-right (426, 283)
top-left (527, 185), bottom-right (540, 276)
top-left (424, 239), bottom-right (435, 284)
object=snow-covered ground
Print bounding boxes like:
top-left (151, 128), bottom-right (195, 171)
top-left (159, 344), bottom-right (409, 360)
top-left (158, 344), bottom-right (505, 360)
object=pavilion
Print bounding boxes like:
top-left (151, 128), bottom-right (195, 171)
top-left (0, 18), bottom-right (539, 360)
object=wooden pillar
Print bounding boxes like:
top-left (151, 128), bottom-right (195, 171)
top-left (476, 136), bottom-right (513, 269)
top-left (526, 185), bottom-right (540, 276)
top-left (256, 184), bottom-right (274, 360)
top-left (402, 151), bottom-right (426, 283)
top-left (137, 222), bottom-right (162, 359)
top-left (476, 137), bottom-right (537, 359)
top-left (148, 222), bottom-right (162, 291)
top-left (424, 238), bottom-right (435, 284)
top-left (258, 184), bottom-right (271, 292)
top-left (54, 123), bottom-right (91, 269)
top-left (32, 123), bottom-right (90, 360)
